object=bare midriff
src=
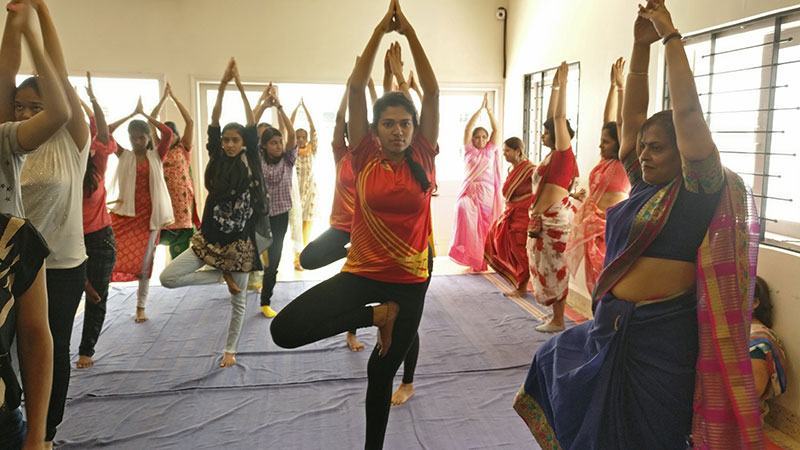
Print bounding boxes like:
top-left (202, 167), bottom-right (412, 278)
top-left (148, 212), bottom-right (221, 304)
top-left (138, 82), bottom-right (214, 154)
top-left (596, 191), bottom-right (628, 213)
top-left (531, 184), bottom-right (568, 214)
top-left (611, 256), bottom-right (696, 302)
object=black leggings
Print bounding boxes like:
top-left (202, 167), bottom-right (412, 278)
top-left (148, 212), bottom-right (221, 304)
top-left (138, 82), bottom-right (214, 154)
top-left (271, 270), bottom-right (430, 450)
top-left (79, 226), bottom-right (117, 357)
top-left (46, 263), bottom-right (87, 442)
top-left (261, 212), bottom-right (289, 306)
top-left (299, 226), bottom-right (350, 270)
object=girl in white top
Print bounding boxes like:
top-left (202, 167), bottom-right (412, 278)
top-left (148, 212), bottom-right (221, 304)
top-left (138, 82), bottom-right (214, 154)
top-left (10, 0), bottom-right (90, 445)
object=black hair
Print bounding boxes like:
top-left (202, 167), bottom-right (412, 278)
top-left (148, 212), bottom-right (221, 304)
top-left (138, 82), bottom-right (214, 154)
top-left (752, 276), bottom-right (773, 328)
top-left (165, 121), bottom-right (180, 145)
top-left (296, 128), bottom-right (308, 136)
top-left (15, 76), bottom-right (40, 97)
top-left (261, 127), bottom-right (285, 164)
top-left (127, 119), bottom-right (153, 150)
top-left (205, 122), bottom-right (250, 199)
top-left (257, 122), bottom-right (272, 129)
top-left (602, 121), bottom-right (620, 160)
top-left (543, 117), bottom-right (575, 141)
top-left (472, 127), bottom-right (489, 139)
top-left (83, 155), bottom-right (100, 197)
top-left (637, 110), bottom-right (677, 156)
top-left (504, 136), bottom-right (525, 155)
top-left (371, 92), bottom-right (430, 192)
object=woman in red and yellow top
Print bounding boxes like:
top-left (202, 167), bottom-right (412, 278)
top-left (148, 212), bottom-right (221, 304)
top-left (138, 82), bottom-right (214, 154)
top-left (272, 1), bottom-right (438, 448)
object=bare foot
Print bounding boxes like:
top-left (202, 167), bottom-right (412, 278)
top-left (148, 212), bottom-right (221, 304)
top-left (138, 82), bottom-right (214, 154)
top-left (44, 441), bottom-right (53, 450)
top-left (293, 253), bottom-right (304, 271)
top-left (504, 288), bottom-right (527, 297)
top-left (346, 332), bottom-right (364, 352)
top-left (76, 355), bottom-right (94, 369)
top-left (373, 301), bottom-right (399, 357)
top-left (391, 382), bottom-right (415, 406)
top-left (220, 352), bottom-right (236, 367)
top-left (135, 307), bottom-right (148, 323)
top-left (222, 272), bottom-right (242, 295)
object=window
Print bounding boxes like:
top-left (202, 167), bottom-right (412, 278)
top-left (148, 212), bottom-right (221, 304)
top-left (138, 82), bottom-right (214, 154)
top-left (523, 62), bottom-right (580, 162)
top-left (666, 8), bottom-right (800, 252)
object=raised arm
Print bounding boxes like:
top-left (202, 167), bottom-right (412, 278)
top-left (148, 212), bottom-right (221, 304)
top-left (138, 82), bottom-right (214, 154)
top-left (604, 58), bottom-right (624, 126)
top-left (382, 48), bottom-right (393, 95)
top-left (546, 70), bottom-right (559, 121)
top-left (14, 9), bottom-right (71, 151)
top-left (16, 264), bottom-right (53, 450)
top-left (252, 83), bottom-right (271, 125)
top-left (613, 58), bottom-right (625, 137)
top-left (86, 72), bottom-right (110, 145)
top-left (348, 0), bottom-right (395, 148)
top-left (34, 0), bottom-right (88, 149)
top-left (463, 96), bottom-right (483, 146)
top-left (211, 58), bottom-right (235, 128)
top-left (136, 100), bottom-right (173, 160)
top-left (300, 99), bottom-right (317, 154)
top-left (333, 83), bottom-right (349, 150)
top-left (148, 84), bottom-right (169, 148)
top-left (486, 95), bottom-right (500, 147)
top-left (231, 60), bottom-right (254, 127)
top-left (620, 13), bottom-right (660, 162)
top-left (169, 84), bottom-right (194, 148)
top-left (270, 88), bottom-right (295, 149)
top-left (108, 107), bottom-right (136, 135)
top-left (408, 70), bottom-right (424, 102)
top-left (395, 1), bottom-right (439, 144)
top-left (368, 77), bottom-right (378, 105)
top-left (640, 0), bottom-right (715, 161)
top-left (553, 62), bottom-right (571, 152)
top-left (0, 3), bottom-right (24, 123)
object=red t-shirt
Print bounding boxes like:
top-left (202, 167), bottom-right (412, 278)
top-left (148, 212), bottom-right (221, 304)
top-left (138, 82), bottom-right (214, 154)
top-left (329, 141), bottom-right (356, 232)
top-left (82, 117), bottom-right (117, 235)
top-left (341, 133), bottom-right (438, 283)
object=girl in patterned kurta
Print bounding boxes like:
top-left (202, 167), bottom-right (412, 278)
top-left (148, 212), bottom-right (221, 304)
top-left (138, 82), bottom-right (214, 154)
top-left (161, 58), bottom-right (270, 368)
top-left (290, 98), bottom-right (318, 246)
top-left (108, 98), bottom-right (174, 323)
top-left (272, 2), bottom-right (439, 447)
top-left (565, 58), bottom-right (631, 295)
top-left (150, 83), bottom-right (200, 258)
top-left (449, 92), bottom-right (502, 272)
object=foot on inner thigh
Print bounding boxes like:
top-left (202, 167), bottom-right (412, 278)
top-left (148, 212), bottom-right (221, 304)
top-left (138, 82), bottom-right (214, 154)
top-left (373, 301), bottom-right (399, 357)
top-left (294, 253), bottom-right (304, 271)
top-left (76, 355), bottom-right (94, 369)
top-left (220, 352), bottom-right (236, 367)
top-left (391, 382), bottom-right (415, 406)
top-left (504, 288), bottom-right (527, 297)
top-left (346, 332), bottom-right (364, 352)
top-left (135, 307), bottom-right (148, 323)
top-left (222, 272), bottom-right (242, 295)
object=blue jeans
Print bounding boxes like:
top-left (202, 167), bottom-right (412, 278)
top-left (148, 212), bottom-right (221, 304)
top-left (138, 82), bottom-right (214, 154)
top-left (0, 407), bottom-right (26, 450)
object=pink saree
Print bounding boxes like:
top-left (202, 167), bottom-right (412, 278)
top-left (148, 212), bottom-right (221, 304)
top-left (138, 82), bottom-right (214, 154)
top-left (449, 141), bottom-right (503, 271)
top-left (565, 158), bottom-right (630, 294)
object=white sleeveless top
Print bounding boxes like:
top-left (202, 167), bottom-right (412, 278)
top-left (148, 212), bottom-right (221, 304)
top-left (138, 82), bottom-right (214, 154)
top-left (21, 127), bottom-right (89, 269)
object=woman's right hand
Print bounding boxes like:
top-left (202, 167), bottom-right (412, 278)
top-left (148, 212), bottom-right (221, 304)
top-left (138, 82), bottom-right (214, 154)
top-left (134, 96), bottom-right (144, 115)
top-left (221, 57), bottom-right (235, 84)
top-left (556, 61), bottom-right (568, 87)
top-left (85, 71), bottom-right (95, 99)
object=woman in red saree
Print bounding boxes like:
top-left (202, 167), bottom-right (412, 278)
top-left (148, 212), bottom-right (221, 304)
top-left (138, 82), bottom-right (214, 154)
top-left (565, 58), bottom-right (631, 295)
top-left (484, 137), bottom-right (535, 296)
top-left (513, 2), bottom-right (763, 448)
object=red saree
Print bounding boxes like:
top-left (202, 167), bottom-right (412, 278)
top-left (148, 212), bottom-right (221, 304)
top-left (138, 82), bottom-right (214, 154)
top-left (484, 160), bottom-right (536, 290)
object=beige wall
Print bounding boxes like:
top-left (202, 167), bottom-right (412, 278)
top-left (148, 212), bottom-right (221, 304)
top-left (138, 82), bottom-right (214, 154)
top-left (505, 0), bottom-right (800, 424)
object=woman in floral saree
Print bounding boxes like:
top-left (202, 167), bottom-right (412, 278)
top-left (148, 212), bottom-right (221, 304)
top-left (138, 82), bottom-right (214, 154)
top-left (513, 1), bottom-right (763, 448)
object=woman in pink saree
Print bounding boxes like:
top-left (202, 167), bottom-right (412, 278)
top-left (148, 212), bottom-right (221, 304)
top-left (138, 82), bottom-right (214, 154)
top-left (565, 58), bottom-right (631, 295)
top-left (449, 93), bottom-right (503, 272)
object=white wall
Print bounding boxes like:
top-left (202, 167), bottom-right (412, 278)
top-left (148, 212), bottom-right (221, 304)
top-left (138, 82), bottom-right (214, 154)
top-left (504, 0), bottom-right (800, 426)
top-left (5, 0), bottom-right (508, 253)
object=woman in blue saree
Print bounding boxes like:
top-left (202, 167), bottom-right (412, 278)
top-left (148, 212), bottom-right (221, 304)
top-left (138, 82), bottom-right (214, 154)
top-left (513, 1), bottom-right (764, 449)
